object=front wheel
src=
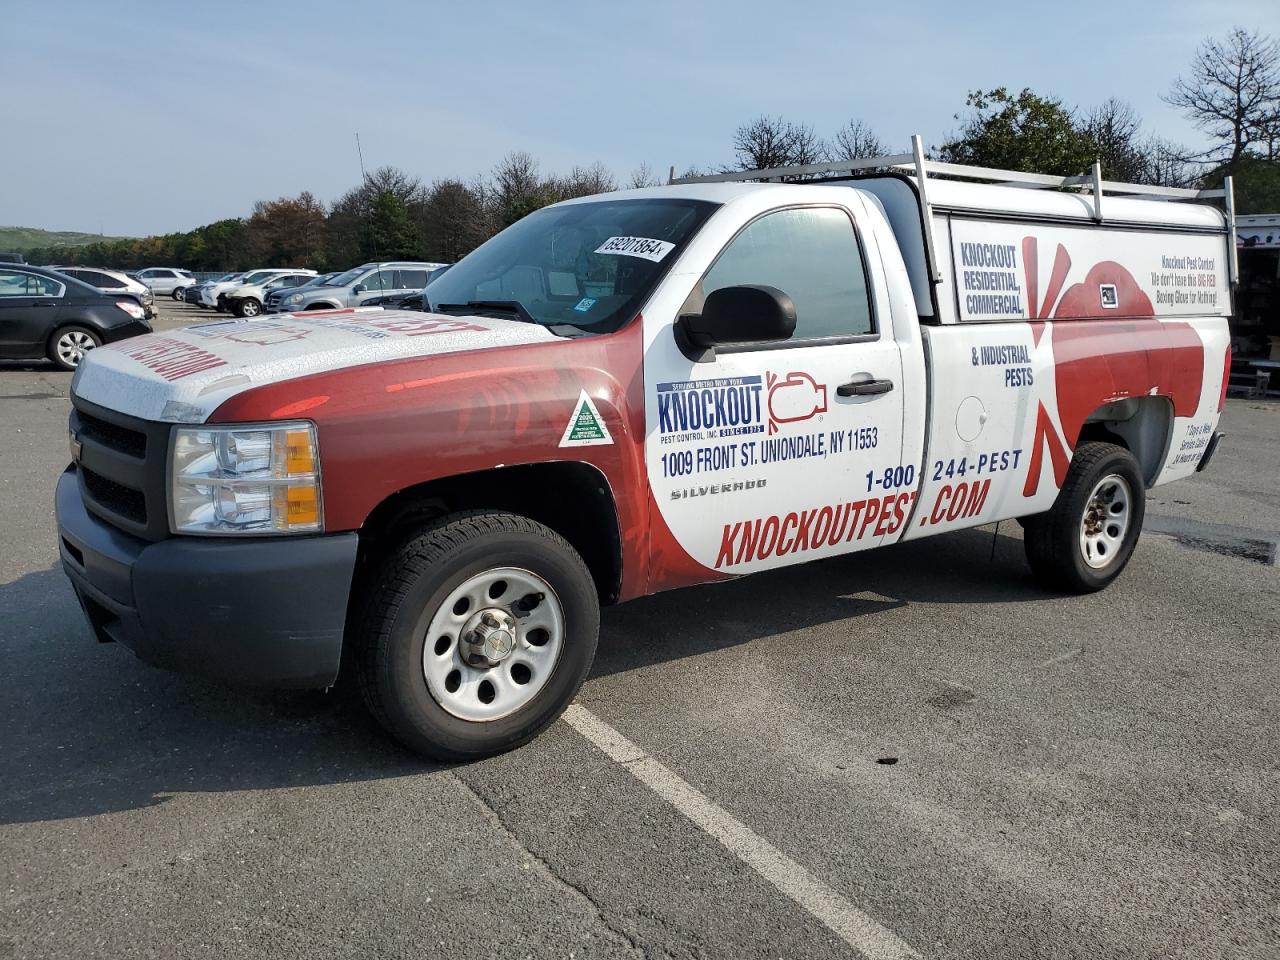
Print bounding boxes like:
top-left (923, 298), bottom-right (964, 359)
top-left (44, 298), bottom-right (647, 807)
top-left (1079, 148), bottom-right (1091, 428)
top-left (172, 287), bottom-right (186, 301)
top-left (354, 511), bottom-right (599, 761)
top-left (1023, 441), bottom-right (1145, 593)
top-left (236, 298), bottom-right (262, 318)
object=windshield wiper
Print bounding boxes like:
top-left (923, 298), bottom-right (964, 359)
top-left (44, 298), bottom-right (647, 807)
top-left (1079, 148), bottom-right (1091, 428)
top-left (437, 299), bottom-right (537, 324)
top-left (433, 299), bottom-right (589, 338)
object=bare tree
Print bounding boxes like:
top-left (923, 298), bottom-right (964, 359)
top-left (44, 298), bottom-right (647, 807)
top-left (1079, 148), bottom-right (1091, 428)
top-left (490, 152), bottom-right (558, 226)
top-left (732, 115), bottom-right (828, 170)
top-left (831, 119), bottom-right (885, 161)
top-left (418, 178), bottom-right (490, 263)
top-left (557, 162), bottom-right (617, 200)
top-left (1085, 99), bottom-right (1146, 181)
top-left (627, 163), bottom-right (663, 188)
top-left (1139, 137), bottom-right (1198, 187)
top-left (1165, 27), bottom-right (1280, 163)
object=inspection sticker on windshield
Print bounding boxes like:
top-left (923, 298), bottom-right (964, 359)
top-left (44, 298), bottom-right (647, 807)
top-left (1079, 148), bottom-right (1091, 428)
top-left (559, 390), bottom-right (614, 448)
top-left (594, 236), bottom-right (675, 262)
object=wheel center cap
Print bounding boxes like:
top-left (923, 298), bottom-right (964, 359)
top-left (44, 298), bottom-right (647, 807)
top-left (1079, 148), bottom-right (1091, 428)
top-left (461, 608), bottom-right (518, 667)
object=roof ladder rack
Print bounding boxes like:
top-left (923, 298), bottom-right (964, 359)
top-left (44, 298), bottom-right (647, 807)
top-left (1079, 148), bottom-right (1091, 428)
top-left (670, 134), bottom-right (1238, 286)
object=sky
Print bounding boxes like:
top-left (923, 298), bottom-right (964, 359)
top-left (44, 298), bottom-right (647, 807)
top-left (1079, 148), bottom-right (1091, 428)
top-left (2, 0), bottom-right (1275, 237)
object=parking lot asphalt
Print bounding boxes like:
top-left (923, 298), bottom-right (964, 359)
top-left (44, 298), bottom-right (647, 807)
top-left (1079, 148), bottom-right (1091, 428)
top-left (2, 301), bottom-right (1278, 959)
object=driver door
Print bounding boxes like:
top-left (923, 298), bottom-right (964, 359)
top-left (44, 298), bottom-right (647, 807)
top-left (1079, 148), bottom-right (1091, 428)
top-left (644, 204), bottom-right (906, 576)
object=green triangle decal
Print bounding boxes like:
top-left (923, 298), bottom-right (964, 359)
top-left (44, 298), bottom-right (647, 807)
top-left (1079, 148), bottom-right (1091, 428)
top-left (568, 400), bottom-right (606, 441)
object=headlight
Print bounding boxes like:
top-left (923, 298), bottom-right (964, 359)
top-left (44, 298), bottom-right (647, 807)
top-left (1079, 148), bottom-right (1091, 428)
top-left (169, 422), bottom-right (322, 535)
top-left (286, 293), bottom-right (303, 304)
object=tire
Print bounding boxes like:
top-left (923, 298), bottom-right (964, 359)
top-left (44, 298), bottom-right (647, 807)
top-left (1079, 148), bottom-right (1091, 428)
top-left (47, 325), bottom-right (102, 371)
top-left (236, 298), bottom-right (262, 318)
top-left (354, 511), bottom-right (599, 761)
top-left (1023, 441), bottom-right (1145, 593)
top-left (172, 287), bottom-right (185, 301)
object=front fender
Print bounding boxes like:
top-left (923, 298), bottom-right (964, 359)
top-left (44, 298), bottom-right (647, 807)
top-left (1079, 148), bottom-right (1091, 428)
top-left (207, 318), bottom-right (651, 598)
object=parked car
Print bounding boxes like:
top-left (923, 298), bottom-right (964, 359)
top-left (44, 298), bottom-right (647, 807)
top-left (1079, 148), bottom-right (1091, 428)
top-left (0, 252), bottom-right (27, 264)
top-left (200, 269), bottom-right (306, 312)
top-left (264, 272), bottom-right (339, 313)
top-left (49, 266), bottom-right (156, 320)
top-left (0, 264), bottom-right (150, 369)
top-left (275, 261), bottom-right (446, 312)
top-left (136, 267), bottom-right (196, 300)
top-left (224, 271), bottom-right (317, 318)
top-left (187, 273), bottom-right (243, 310)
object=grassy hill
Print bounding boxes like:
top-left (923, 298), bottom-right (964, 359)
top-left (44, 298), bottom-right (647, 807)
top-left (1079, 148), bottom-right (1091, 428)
top-left (0, 226), bottom-right (132, 252)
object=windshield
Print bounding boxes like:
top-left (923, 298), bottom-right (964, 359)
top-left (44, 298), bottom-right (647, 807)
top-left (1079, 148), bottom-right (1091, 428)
top-left (328, 265), bottom-right (373, 287)
top-left (242, 270), bottom-right (275, 284)
top-left (427, 198), bottom-right (717, 334)
top-left (218, 273), bottom-right (243, 282)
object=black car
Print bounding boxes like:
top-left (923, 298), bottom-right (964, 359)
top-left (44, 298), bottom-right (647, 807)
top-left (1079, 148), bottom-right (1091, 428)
top-left (0, 264), bottom-right (152, 370)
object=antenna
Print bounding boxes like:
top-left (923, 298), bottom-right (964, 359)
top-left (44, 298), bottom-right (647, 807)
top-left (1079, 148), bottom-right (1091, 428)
top-left (356, 131), bottom-right (367, 182)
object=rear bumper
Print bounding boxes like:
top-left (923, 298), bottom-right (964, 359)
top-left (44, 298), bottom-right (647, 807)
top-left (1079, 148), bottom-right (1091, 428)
top-left (102, 319), bottom-right (152, 343)
top-left (55, 467), bottom-right (357, 688)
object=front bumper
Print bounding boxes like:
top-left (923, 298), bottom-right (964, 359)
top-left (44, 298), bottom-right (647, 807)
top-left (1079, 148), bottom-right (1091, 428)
top-left (55, 468), bottom-right (357, 688)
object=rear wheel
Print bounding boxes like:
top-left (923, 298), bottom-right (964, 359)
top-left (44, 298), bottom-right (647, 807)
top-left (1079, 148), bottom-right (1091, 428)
top-left (236, 297), bottom-right (262, 318)
top-left (1023, 441), bottom-right (1144, 593)
top-left (355, 511), bottom-right (599, 761)
top-left (48, 326), bottom-right (101, 371)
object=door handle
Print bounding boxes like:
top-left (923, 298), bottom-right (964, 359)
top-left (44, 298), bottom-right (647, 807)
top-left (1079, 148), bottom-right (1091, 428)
top-left (837, 377), bottom-right (894, 397)
top-left (32, 301), bottom-right (55, 308)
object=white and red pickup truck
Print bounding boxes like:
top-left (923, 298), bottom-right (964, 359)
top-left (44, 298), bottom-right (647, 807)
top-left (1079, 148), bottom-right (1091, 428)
top-left (56, 140), bottom-right (1235, 759)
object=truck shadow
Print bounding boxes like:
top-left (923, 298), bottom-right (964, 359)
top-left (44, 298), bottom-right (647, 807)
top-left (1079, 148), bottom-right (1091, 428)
top-left (592, 524), bottom-right (1038, 677)
top-left (1, 526), bottom-right (1037, 825)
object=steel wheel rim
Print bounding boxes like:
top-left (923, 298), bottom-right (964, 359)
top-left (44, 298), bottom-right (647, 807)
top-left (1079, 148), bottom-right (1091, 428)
top-left (1080, 473), bottom-right (1132, 569)
top-left (56, 331), bottom-right (95, 366)
top-left (422, 566), bottom-right (564, 722)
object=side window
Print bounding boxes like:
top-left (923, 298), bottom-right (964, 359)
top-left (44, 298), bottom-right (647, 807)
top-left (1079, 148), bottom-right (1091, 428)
top-left (0, 272), bottom-right (63, 297)
top-left (90, 271), bottom-right (125, 289)
top-left (30, 274), bottom-right (64, 296)
top-left (0, 271), bottom-right (33, 296)
top-left (702, 207), bottom-right (873, 340)
top-left (396, 269), bottom-right (428, 289)
top-left (361, 270), bottom-right (392, 292)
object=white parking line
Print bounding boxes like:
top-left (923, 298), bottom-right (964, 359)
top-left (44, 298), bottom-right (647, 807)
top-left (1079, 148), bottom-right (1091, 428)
top-left (562, 705), bottom-right (920, 960)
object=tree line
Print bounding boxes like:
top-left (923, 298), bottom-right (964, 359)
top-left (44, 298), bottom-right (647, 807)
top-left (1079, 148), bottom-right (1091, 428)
top-left (24, 27), bottom-right (1280, 272)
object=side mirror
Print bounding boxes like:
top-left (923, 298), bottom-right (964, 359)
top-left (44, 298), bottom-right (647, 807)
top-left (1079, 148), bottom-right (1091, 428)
top-left (352, 283), bottom-right (366, 294)
top-left (677, 284), bottom-right (796, 361)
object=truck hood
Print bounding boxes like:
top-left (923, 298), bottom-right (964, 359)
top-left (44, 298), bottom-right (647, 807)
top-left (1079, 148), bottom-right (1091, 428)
top-left (72, 308), bottom-right (561, 423)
